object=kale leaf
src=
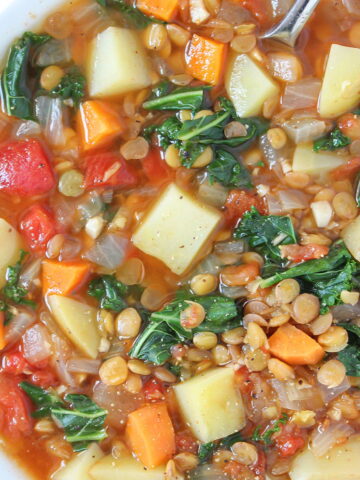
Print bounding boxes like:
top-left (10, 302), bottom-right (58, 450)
top-left (97, 0), bottom-right (162, 28)
top-left (1, 32), bottom-right (51, 120)
top-left (88, 275), bottom-right (128, 311)
top-left (208, 149), bottom-right (253, 189)
top-left (252, 413), bottom-right (288, 446)
top-left (337, 323), bottom-right (360, 377)
top-left (198, 432), bottom-right (244, 464)
top-left (49, 67), bottom-right (86, 107)
top-left (313, 128), bottom-right (351, 152)
top-left (20, 382), bottom-right (107, 451)
top-left (143, 86), bottom-right (211, 111)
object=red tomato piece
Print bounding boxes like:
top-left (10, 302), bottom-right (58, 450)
top-left (331, 157), bottom-right (360, 180)
top-left (84, 152), bottom-right (139, 190)
top-left (0, 139), bottom-right (55, 196)
top-left (280, 243), bottom-right (329, 263)
top-left (143, 378), bottom-right (165, 402)
top-left (0, 374), bottom-right (33, 436)
top-left (30, 370), bottom-right (58, 389)
top-left (2, 350), bottom-right (30, 376)
top-left (235, 0), bottom-right (270, 26)
top-left (20, 203), bottom-right (57, 252)
top-left (175, 431), bottom-right (199, 454)
top-left (142, 148), bottom-right (173, 185)
top-left (224, 189), bottom-right (268, 227)
top-left (275, 432), bottom-right (305, 457)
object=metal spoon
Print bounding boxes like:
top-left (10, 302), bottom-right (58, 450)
top-left (260, 0), bottom-right (320, 47)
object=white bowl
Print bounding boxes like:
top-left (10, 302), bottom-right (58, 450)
top-left (0, 3), bottom-right (73, 478)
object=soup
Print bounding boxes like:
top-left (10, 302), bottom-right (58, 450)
top-left (0, 1), bottom-right (360, 479)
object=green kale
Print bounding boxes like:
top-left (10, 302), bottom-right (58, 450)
top-left (337, 323), bottom-right (360, 377)
top-left (96, 0), bottom-right (162, 28)
top-left (49, 67), bottom-right (86, 107)
top-left (20, 382), bottom-right (107, 451)
top-left (0, 32), bottom-right (51, 119)
top-left (143, 85), bottom-right (211, 111)
top-left (198, 432), bottom-right (244, 464)
top-left (88, 275), bottom-right (128, 311)
top-left (208, 149), bottom-right (252, 189)
top-left (313, 128), bottom-right (351, 152)
top-left (252, 413), bottom-right (289, 446)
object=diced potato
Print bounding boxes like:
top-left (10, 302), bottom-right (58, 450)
top-left (342, 215), bottom-right (360, 261)
top-left (292, 143), bottom-right (346, 178)
top-left (290, 435), bottom-right (360, 480)
top-left (89, 454), bottom-right (165, 480)
top-left (225, 53), bottom-right (280, 117)
top-left (132, 183), bottom-right (221, 275)
top-left (48, 295), bottom-right (100, 359)
top-left (318, 44), bottom-right (360, 118)
top-left (0, 218), bottom-right (23, 288)
top-left (173, 367), bottom-right (245, 443)
top-left (87, 27), bottom-right (152, 98)
top-left (53, 443), bottom-right (104, 480)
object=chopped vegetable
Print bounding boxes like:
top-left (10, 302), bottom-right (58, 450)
top-left (88, 275), bottom-right (128, 311)
top-left (143, 85), bottom-right (210, 111)
top-left (252, 413), bottom-right (289, 445)
top-left (268, 324), bottom-right (324, 365)
top-left (97, 0), bottom-right (162, 28)
top-left (292, 142), bottom-right (346, 177)
top-left (42, 260), bottom-right (91, 295)
top-left (224, 190), bottom-right (267, 226)
top-left (208, 149), bottom-right (252, 189)
top-left (198, 432), bottom-right (244, 464)
top-left (0, 374), bottom-right (33, 436)
top-left (126, 403), bottom-right (176, 468)
top-left (280, 244), bottom-right (330, 263)
top-left (313, 128), bottom-right (351, 152)
top-left (331, 157), bottom-right (360, 180)
top-left (20, 204), bottom-right (57, 252)
top-left (90, 454), bottom-right (166, 479)
top-left (20, 382), bottom-right (107, 451)
top-left (48, 67), bottom-right (86, 107)
top-left (77, 100), bottom-right (125, 151)
top-left (337, 323), bottom-right (360, 376)
top-left (185, 34), bottom-right (228, 86)
top-left (53, 443), bottom-right (104, 480)
top-left (137, 0), bottom-right (179, 22)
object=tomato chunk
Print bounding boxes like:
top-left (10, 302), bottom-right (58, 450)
top-left (225, 190), bottom-right (268, 227)
top-left (275, 431), bottom-right (305, 457)
top-left (2, 350), bottom-right (29, 376)
top-left (280, 243), bottom-right (329, 263)
top-left (84, 152), bottom-right (139, 190)
top-left (20, 203), bottom-right (57, 252)
top-left (331, 157), bottom-right (360, 180)
top-left (0, 374), bottom-right (33, 437)
top-left (143, 378), bottom-right (165, 402)
top-left (142, 148), bottom-right (173, 185)
top-left (0, 139), bottom-right (55, 196)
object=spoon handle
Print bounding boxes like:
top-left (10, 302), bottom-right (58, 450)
top-left (260, 0), bottom-right (320, 47)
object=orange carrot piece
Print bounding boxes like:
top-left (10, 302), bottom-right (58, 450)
top-left (268, 324), bottom-right (325, 366)
top-left (77, 100), bottom-right (125, 151)
top-left (42, 260), bottom-right (91, 296)
top-left (136, 0), bottom-right (179, 22)
top-left (0, 312), bottom-right (5, 350)
top-left (126, 403), bottom-right (176, 468)
top-left (185, 34), bottom-right (228, 85)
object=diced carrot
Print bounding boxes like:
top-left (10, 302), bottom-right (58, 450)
top-left (137, 0), bottom-right (179, 21)
top-left (42, 260), bottom-right (91, 296)
top-left (331, 157), bottom-right (360, 180)
top-left (77, 100), bottom-right (125, 151)
top-left (185, 34), bottom-right (228, 86)
top-left (280, 244), bottom-right (329, 263)
top-left (0, 313), bottom-right (5, 351)
top-left (221, 262), bottom-right (260, 287)
top-left (268, 324), bottom-right (325, 366)
top-left (126, 403), bottom-right (176, 468)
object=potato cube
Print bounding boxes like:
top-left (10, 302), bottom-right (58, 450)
top-left (225, 53), bottom-right (280, 117)
top-left (132, 183), bottom-right (221, 275)
top-left (318, 44), bottom-right (360, 118)
top-left (48, 295), bottom-right (100, 359)
top-left (0, 218), bottom-right (23, 288)
top-left (87, 27), bottom-right (152, 98)
top-left (90, 454), bottom-right (165, 480)
top-left (173, 367), bottom-right (245, 443)
top-left (53, 443), bottom-right (103, 480)
top-left (292, 143), bottom-right (346, 179)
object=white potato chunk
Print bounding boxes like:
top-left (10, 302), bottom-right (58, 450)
top-left (342, 215), bottom-right (360, 261)
top-left (87, 27), bottom-right (152, 98)
top-left (225, 53), bottom-right (280, 117)
top-left (173, 367), bottom-right (245, 443)
top-left (0, 218), bottom-right (23, 288)
top-left (89, 454), bottom-right (165, 480)
top-left (48, 295), bottom-right (100, 359)
top-left (318, 44), bottom-right (360, 118)
top-left (53, 443), bottom-right (104, 480)
top-left (132, 183), bottom-right (221, 275)
top-left (292, 143), bottom-right (346, 179)
top-left (290, 435), bottom-right (360, 480)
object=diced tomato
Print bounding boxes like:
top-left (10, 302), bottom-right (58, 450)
top-left (175, 431), bottom-right (199, 454)
top-left (20, 203), bottom-right (57, 252)
top-left (143, 378), bottom-right (165, 402)
top-left (30, 370), bottom-right (58, 389)
top-left (275, 431), bottom-right (305, 457)
top-left (2, 350), bottom-right (30, 376)
top-left (0, 374), bottom-right (33, 436)
top-left (142, 148), bottom-right (173, 185)
top-left (224, 189), bottom-right (268, 227)
top-left (280, 243), bottom-right (329, 263)
top-left (331, 157), bottom-right (360, 180)
top-left (235, 0), bottom-right (271, 26)
top-left (84, 152), bottom-right (139, 190)
top-left (224, 460), bottom-right (255, 480)
top-left (234, 366), bottom-right (252, 395)
top-left (0, 139), bottom-right (55, 196)
top-left (251, 449), bottom-right (266, 479)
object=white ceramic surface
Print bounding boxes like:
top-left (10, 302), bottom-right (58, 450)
top-left (0, 3), bottom-right (72, 477)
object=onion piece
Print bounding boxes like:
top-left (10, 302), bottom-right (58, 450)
top-left (332, 302), bottom-right (360, 321)
top-left (22, 324), bottom-right (52, 365)
top-left (310, 422), bottom-right (354, 457)
top-left (19, 258), bottom-right (42, 290)
top-left (198, 180), bottom-right (228, 207)
top-left (282, 118), bottom-right (326, 144)
top-left (318, 376), bottom-right (351, 404)
top-left (219, 283), bottom-right (247, 299)
top-left (278, 189), bottom-right (309, 211)
top-left (67, 358), bottom-right (101, 375)
top-left (344, 0), bottom-right (360, 16)
top-left (35, 96), bottom-right (66, 147)
top-left (14, 120), bottom-right (42, 139)
top-left (77, 191), bottom-right (104, 222)
top-left (190, 465), bottom-right (228, 480)
top-left (51, 196), bottom-right (76, 230)
top-left (58, 236), bottom-right (82, 261)
top-left (271, 379), bottom-right (324, 411)
top-left (51, 334), bottom-right (76, 387)
top-left (214, 240), bottom-right (247, 255)
top-left (217, 0), bottom-right (250, 24)
top-left (259, 134), bottom-right (287, 178)
top-left (190, 0), bottom-right (210, 24)
top-left (34, 39), bottom-right (71, 67)
top-left (282, 78), bottom-right (321, 110)
top-left (271, 0), bottom-right (294, 16)
top-left (84, 234), bottom-right (129, 269)
top-left (266, 193), bottom-right (284, 215)
top-left (5, 311), bottom-right (36, 348)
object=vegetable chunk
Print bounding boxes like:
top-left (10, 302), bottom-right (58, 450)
top-left (341, 215), bottom-right (360, 261)
top-left (173, 367), bottom-right (245, 443)
top-left (292, 143), bottom-right (346, 178)
top-left (185, 34), bottom-right (228, 85)
top-left (0, 219), bottom-right (23, 288)
top-left (90, 454), bottom-right (166, 480)
top-left (132, 183), bottom-right (221, 275)
top-left (290, 435), bottom-right (360, 480)
top-left (42, 260), bottom-right (91, 295)
top-left (48, 295), bottom-right (100, 359)
top-left (53, 443), bottom-right (104, 480)
top-left (318, 44), bottom-right (360, 118)
top-left (126, 403), bottom-right (175, 468)
top-left (87, 27), bottom-right (152, 98)
top-left (225, 53), bottom-right (279, 117)
top-left (136, 0), bottom-right (179, 21)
